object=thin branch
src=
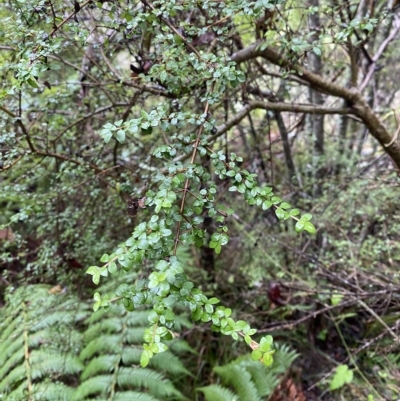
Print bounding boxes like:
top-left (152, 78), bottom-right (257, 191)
top-left (48, 55), bottom-right (115, 103)
top-left (49, 0), bottom-right (92, 37)
top-left (0, 154), bottom-right (24, 171)
top-left (52, 103), bottom-right (129, 143)
top-left (141, 0), bottom-right (203, 60)
top-left (1, 104), bottom-right (103, 173)
top-left (308, 319), bottom-right (400, 392)
top-left (170, 100), bottom-right (354, 166)
top-left (360, 15), bottom-right (400, 92)
top-left (358, 300), bottom-right (400, 342)
top-left (258, 298), bottom-right (358, 333)
top-left (231, 42), bottom-right (400, 168)
top-left (231, 43), bottom-right (359, 103)
top-left (173, 99), bottom-right (212, 255)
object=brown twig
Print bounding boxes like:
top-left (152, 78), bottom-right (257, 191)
top-left (173, 101), bottom-right (212, 255)
top-left (49, 0), bottom-right (92, 37)
top-left (141, 0), bottom-right (203, 60)
top-left (0, 154), bottom-right (24, 171)
top-left (0, 104), bottom-right (104, 173)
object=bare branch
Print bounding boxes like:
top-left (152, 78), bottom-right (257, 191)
top-left (360, 15), bottom-right (400, 92)
top-left (231, 42), bottom-right (400, 169)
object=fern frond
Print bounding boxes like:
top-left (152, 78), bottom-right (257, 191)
top-left (31, 382), bottom-right (76, 401)
top-left (273, 343), bottom-right (299, 372)
top-left (113, 391), bottom-right (161, 401)
top-left (150, 351), bottom-right (191, 376)
top-left (245, 365), bottom-right (280, 397)
top-left (117, 367), bottom-right (183, 398)
top-left (0, 380), bottom-right (27, 401)
top-left (80, 354), bottom-right (120, 380)
top-left (0, 364), bottom-right (26, 393)
top-left (0, 285), bottom-right (88, 400)
top-left (1, 284), bottom-right (192, 401)
top-left (197, 384), bottom-right (238, 401)
top-left (125, 326), bottom-right (147, 343)
top-left (83, 317), bottom-right (123, 340)
top-left (168, 339), bottom-right (196, 354)
top-left (84, 306), bottom-right (110, 325)
top-left (0, 314), bottom-right (21, 343)
top-left (214, 364), bottom-right (261, 401)
top-left (72, 374), bottom-right (112, 400)
top-left (80, 334), bottom-right (122, 360)
top-left (0, 346), bottom-right (23, 381)
top-left (126, 309), bottom-right (154, 326)
top-left (0, 335), bottom-right (23, 368)
top-left (198, 343), bottom-right (299, 401)
top-left (120, 346), bottom-right (143, 365)
top-left (29, 350), bottom-right (83, 378)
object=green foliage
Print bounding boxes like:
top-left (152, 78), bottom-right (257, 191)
top-left (0, 283), bottom-right (194, 400)
top-left (197, 343), bottom-right (299, 401)
top-left (0, 0), bottom-right (321, 368)
top-left (0, 285), bottom-right (87, 400)
top-left (74, 303), bottom-right (191, 400)
top-left (330, 365), bottom-right (354, 391)
top-left (4, 0), bottom-right (399, 398)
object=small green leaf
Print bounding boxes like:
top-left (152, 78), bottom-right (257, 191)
top-left (116, 129), bottom-right (125, 143)
top-left (280, 202), bottom-right (291, 209)
top-left (262, 200), bottom-right (272, 210)
top-left (301, 213), bottom-right (313, 221)
top-left (100, 254), bottom-right (109, 263)
top-left (208, 297), bottom-right (220, 305)
top-left (86, 266), bottom-right (101, 285)
top-left (237, 184), bottom-right (246, 193)
top-left (108, 261), bottom-right (117, 274)
top-left (27, 77), bottom-right (39, 88)
top-left (295, 220), bottom-right (305, 232)
top-left (331, 293), bottom-right (343, 306)
top-left (304, 221), bottom-right (316, 234)
top-left (140, 350), bottom-right (152, 368)
top-left (262, 353), bottom-right (273, 366)
top-left (275, 208), bottom-right (285, 220)
top-left (313, 46), bottom-right (321, 56)
top-left (244, 335), bottom-right (252, 345)
top-left (205, 304), bottom-right (213, 313)
top-left (330, 365), bottom-right (353, 390)
top-left (251, 349), bottom-right (263, 361)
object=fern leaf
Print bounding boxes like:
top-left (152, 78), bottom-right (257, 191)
top-left (83, 317), bottom-right (123, 340)
top-left (0, 347), bottom-right (24, 382)
top-left (0, 364), bottom-right (26, 393)
top-left (117, 367), bottom-right (183, 398)
top-left (214, 364), bottom-right (261, 401)
top-left (31, 382), bottom-right (76, 401)
top-left (120, 346), bottom-right (143, 365)
top-left (150, 351), bottom-right (191, 376)
top-left (168, 339), bottom-right (196, 354)
top-left (125, 326), bottom-right (147, 343)
top-left (80, 334), bottom-right (122, 360)
top-left (72, 374), bottom-right (112, 400)
top-left (245, 365), bottom-right (280, 397)
top-left (0, 335), bottom-right (24, 368)
top-left (30, 350), bottom-right (83, 378)
top-left (114, 391), bottom-right (161, 401)
top-left (197, 384), bottom-right (238, 401)
top-left (80, 354), bottom-right (120, 380)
